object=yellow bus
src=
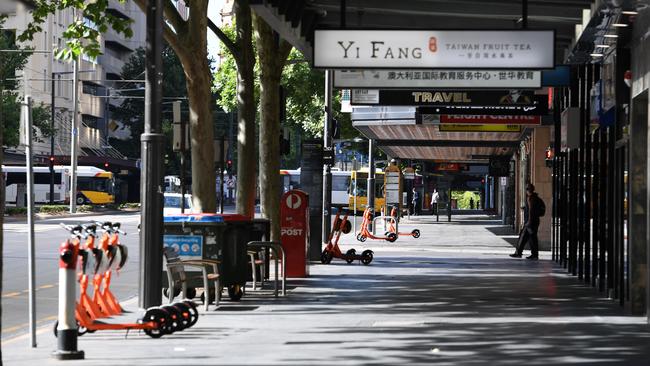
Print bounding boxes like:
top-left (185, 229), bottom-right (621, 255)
top-left (348, 169), bottom-right (385, 214)
top-left (3, 165), bottom-right (115, 205)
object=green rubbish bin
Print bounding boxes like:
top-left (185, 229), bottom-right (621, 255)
top-left (163, 214), bottom-right (269, 301)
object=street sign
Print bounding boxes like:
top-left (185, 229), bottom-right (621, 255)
top-left (439, 124), bottom-right (522, 132)
top-left (314, 30), bottom-right (555, 69)
top-left (418, 99), bottom-right (548, 116)
top-left (436, 115), bottom-right (541, 125)
top-left (334, 69), bottom-right (542, 89)
top-left (351, 89), bottom-right (540, 107)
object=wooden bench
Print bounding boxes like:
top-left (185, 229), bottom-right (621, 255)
top-left (163, 246), bottom-right (221, 310)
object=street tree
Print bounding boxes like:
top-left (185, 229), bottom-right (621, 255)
top-left (254, 15), bottom-right (292, 241)
top-left (20, 0), bottom-right (257, 215)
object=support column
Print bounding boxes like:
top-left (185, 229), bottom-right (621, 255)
top-left (367, 139), bottom-right (375, 231)
top-left (322, 70), bottom-right (333, 243)
top-left (139, 0), bottom-right (165, 309)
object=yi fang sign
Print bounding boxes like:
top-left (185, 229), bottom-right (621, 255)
top-left (314, 30), bottom-right (555, 69)
top-left (334, 69), bottom-right (542, 89)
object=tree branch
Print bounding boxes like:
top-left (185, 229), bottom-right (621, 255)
top-left (163, 0), bottom-right (187, 34)
top-left (207, 18), bottom-right (239, 61)
top-left (163, 23), bottom-right (187, 61)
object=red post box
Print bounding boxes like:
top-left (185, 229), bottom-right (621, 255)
top-left (281, 189), bottom-right (309, 277)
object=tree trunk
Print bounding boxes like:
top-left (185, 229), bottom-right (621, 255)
top-left (158, 0), bottom-right (216, 213)
top-left (254, 15), bottom-right (292, 241)
top-left (0, 88), bottom-right (5, 366)
top-left (234, 1), bottom-right (257, 218)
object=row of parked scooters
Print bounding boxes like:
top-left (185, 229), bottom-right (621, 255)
top-left (56, 222), bottom-right (197, 338)
top-left (321, 207), bottom-right (421, 266)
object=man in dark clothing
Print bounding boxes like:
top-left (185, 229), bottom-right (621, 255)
top-left (411, 188), bottom-right (419, 215)
top-left (510, 183), bottom-right (542, 260)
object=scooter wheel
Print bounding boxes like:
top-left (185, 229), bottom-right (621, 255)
top-left (171, 302), bottom-right (192, 329)
top-left (185, 287), bottom-right (197, 299)
top-left (163, 287), bottom-right (181, 299)
top-left (142, 307), bottom-right (170, 338)
top-left (161, 305), bottom-right (185, 332)
top-left (340, 220), bottom-right (352, 234)
top-left (345, 249), bottom-right (356, 264)
top-left (361, 250), bottom-right (374, 265)
top-left (228, 284), bottom-right (244, 301)
top-left (359, 235), bottom-right (367, 242)
top-left (356, 234), bottom-right (363, 242)
top-left (182, 300), bottom-right (199, 327)
top-left (320, 250), bottom-right (333, 264)
top-left (412, 229), bottom-right (421, 238)
top-left (386, 232), bottom-right (398, 242)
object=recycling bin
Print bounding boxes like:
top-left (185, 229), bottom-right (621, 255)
top-left (162, 214), bottom-right (270, 301)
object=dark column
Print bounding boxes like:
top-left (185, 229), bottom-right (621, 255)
top-left (139, 0), bottom-right (165, 309)
top-left (630, 90), bottom-right (648, 315)
top-left (50, 73), bottom-right (55, 203)
top-left (322, 70), bottom-right (333, 243)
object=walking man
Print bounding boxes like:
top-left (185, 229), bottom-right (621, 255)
top-left (411, 188), bottom-right (419, 215)
top-left (510, 183), bottom-right (545, 260)
top-left (430, 188), bottom-right (440, 215)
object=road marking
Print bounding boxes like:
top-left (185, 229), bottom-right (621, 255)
top-left (1, 316), bottom-right (57, 345)
top-left (2, 283), bottom-right (57, 298)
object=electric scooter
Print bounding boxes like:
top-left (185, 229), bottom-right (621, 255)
top-left (386, 207), bottom-right (421, 239)
top-left (321, 210), bottom-right (374, 265)
top-left (356, 208), bottom-right (398, 242)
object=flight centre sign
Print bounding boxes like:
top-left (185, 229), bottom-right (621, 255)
top-left (314, 30), bottom-right (555, 69)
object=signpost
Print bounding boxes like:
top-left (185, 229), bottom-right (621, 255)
top-left (439, 124), bottom-right (522, 132)
top-left (334, 69), bottom-right (542, 89)
top-left (314, 30), bottom-right (555, 69)
top-left (351, 89), bottom-right (542, 107)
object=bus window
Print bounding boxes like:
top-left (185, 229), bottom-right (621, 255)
top-left (332, 175), bottom-right (349, 192)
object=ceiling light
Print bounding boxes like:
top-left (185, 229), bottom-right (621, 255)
top-left (603, 34), bottom-right (619, 38)
top-left (595, 44), bottom-right (611, 48)
top-left (590, 53), bottom-right (604, 57)
top-left (611, 23), bottom-right (629, 27)
top-left (621, 11), bottom-right (638, 15)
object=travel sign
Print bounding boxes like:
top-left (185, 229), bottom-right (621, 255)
top-left (351, 89), bottom-right (541, 107)
top-left (334, 70), bottom-right (542, 89)
top-left (314, 30), bottom-right (555, 69)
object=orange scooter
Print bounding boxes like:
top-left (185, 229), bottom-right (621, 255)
top-left (56, 224), bottom-right (197, 338)
top-left (92, 221), bottom-right (129, 316)
top-left (356, 208), bottom-right (398, 243)
top-left (321, 210), bottom-right (374, 265)
top-left (386, 207), bottom-right (421, 239)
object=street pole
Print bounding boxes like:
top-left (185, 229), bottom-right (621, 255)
top-left (50, 73), bottom-right (55, 203)
top-left (367, 138), bottom-right (375, 232)
top-left (180, 118), bottom-right (185, 214)
top-left (322, 70), bottom-right (333, 243)
top-left (22, 96), bottom-right (37, 347)
top-left (69, 58), bottom-right (79, 213)
top-left (220, 135), bottom-right (225, 214)
top-left (139, 0), bottom-right (165, 309)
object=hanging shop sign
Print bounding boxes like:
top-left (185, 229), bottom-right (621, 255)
top-left (437, 115), bottom-right (541, 125)
top-left (334, 69), bottom-right (542, 89)
top-left (314, 30), bottom-right (555, 69)
top-left (439, 124), bottom-right (522, 132)
top-left (417, 98), bottom-right (548, 116)
top-left (351, 89), bottom-right (539, 106)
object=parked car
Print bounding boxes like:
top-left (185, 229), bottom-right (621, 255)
top-left (163, 193), bottom-right (193, 216)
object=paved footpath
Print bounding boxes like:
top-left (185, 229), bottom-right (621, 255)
top-left (3, 214), bottom-right (649, 365)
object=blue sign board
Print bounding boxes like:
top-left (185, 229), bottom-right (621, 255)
top-left (542, 65), bottom-right (571, 87)
top-left (163, 235), bottom-right (203, 258)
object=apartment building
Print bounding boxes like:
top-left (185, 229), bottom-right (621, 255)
top-left (2, 0), bottom-right (145, 162)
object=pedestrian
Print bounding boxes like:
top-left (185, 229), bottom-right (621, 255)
top-left (411, 187), bottom-right (419, 215)
top-left (430, 188), bottom-right (440, 215)
top-left (469, 197), bottom-right (475, 210)
top-left (226, 174), bottom-right (236, 204)
top-left (510, 183), bottom-right (545, 260)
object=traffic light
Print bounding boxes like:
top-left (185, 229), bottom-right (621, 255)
top-left (227, 159), bottom-right (233, 171)
top-left (104, 162), bottom-right (109, 169)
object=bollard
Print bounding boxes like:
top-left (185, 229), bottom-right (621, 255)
top-left (52, 240), bottom-right (84, 360)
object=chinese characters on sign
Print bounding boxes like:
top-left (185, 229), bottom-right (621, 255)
top-left (334, 70), bottom-right (542, 89)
